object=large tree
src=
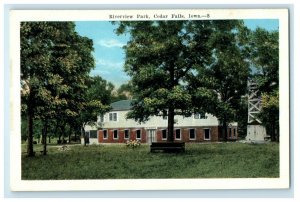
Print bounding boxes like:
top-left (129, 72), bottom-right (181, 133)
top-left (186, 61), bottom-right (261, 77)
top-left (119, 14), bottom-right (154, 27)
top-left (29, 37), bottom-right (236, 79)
top-left (21, 22), bottom-right (96, 156)
top-left (190, 20), bottom-right (250, 141)
top-left (115, 21), bottom-right (214, 142)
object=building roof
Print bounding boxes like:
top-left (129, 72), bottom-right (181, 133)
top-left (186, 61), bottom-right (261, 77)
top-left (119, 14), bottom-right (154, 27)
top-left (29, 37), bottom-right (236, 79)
top-left (110, 100), bottom-right (133, 111)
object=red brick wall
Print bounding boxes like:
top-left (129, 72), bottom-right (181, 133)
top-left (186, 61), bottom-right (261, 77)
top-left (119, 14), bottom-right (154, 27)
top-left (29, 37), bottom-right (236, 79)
top-left (155, 126), bottom-right (220, 142)
top-left (97, 126), bottom-right (231, 143)
top-left (98, 128), bottom-right (147, 143)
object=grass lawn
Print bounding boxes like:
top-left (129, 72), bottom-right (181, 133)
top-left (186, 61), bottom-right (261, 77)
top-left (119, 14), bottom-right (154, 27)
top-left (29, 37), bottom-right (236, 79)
top-left (21, 142), bottom-right (279, 180)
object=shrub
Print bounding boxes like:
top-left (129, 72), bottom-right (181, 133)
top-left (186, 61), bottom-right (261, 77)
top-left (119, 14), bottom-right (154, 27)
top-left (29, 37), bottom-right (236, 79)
top-left (126, 140), bottom-right (141, 149)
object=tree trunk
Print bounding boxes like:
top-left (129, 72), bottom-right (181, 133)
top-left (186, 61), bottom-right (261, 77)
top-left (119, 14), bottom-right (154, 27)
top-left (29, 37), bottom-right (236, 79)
top-left (82, 125), bottom-right (87, 146)
top-left (271, 121), bottom-right (276, 142)
top-left (42, 120), bottom-right (48, 155)
top-left (68, 127), bottom-right (72, 143)
top-left (26, 98), bottom-right (35, 157)
top-left (167, 106), bottom-right (175, 142)
top-left (222, 116), bottom-right (228, 141)
top-left (167, 62), bottom-right (175, 143)
top-left (48, 135), bottom-right (51, 144)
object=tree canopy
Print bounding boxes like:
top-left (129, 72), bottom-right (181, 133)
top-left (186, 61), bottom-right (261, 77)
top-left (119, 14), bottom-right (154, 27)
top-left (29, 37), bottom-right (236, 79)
top-left (115, 20), bottom-right (251, 141)
top-left (21, 22), bottom-right (111, 155)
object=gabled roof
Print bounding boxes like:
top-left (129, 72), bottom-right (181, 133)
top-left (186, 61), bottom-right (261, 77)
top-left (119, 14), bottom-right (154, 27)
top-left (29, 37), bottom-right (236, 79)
top-left (110, 100), bottom-right (133, 111)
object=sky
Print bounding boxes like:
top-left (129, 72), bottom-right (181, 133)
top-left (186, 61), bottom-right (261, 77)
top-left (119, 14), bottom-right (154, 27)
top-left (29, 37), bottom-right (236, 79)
top-left (75, 19), bottom-right (279, 88)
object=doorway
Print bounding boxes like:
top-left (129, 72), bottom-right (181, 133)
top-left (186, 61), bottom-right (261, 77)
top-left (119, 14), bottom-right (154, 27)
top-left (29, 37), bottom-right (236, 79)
top-left (147, 129), bottom-right (157, 144)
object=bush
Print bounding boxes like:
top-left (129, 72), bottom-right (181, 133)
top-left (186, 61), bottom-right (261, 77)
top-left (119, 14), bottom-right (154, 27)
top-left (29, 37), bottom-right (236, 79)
top-left (126, 140), bottom-right (141, 149)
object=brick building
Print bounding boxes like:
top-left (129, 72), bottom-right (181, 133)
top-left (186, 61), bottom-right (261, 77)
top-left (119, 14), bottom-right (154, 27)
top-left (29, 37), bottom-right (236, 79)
top-left (83, 100), bottom-right (238, 144)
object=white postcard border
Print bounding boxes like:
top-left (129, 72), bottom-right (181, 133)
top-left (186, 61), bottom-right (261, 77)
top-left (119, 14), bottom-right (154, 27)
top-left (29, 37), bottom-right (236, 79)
top-left (9, 9), bottom-right (289, 191)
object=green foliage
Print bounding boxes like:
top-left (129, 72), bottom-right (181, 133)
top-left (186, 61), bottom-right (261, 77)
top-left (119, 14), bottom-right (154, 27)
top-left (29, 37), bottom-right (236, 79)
top-left (249, 28), bottom-right (279, 141)
top-left (77, 76), bottom-right (112, 131)
top-left (116, 20), bottom-right (251, 141)
top-left (250, 28), bottom-right (279, 92)
top-left (21, 22), bottom-right (109, 154)
top-left (22, 143), bottom-right (279, 179)
top-left (259, 90), bottom-right (279, 141)
top-left (115, 21), bottom-right (216, 140)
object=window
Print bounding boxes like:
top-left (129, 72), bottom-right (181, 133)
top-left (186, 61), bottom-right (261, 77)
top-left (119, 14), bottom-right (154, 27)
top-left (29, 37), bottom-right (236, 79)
top-left (229, 128), bottom-right (232, 138)
top-left (136, 129), bottom-right (141, 139)
top-left (90, 130), bottom-right (97, 138)
top-left (175, 129), bottom-right (181, 140)
top-left (113, 129), bottom-right (118, 139)
top-left (204, 128), bottom-right (210, 140)
top-left (109, 112), bottom-right (117, 121)
top-left (200, 113), bottom-right (207, 119)
top-left (124, 129), bottom-right (130, 139)
top-left (103, 130), bottom-right (108, 139)
top-left (162, 129), bottom-right (167, 140)
top-left (194, 113), bottom-right (207, 119)
top-left (189, 128), bottom-right (196, 140)
top-left (233, 128), bottom-right (236, 137)
top-left (99, 114), bottom-right (104, 122)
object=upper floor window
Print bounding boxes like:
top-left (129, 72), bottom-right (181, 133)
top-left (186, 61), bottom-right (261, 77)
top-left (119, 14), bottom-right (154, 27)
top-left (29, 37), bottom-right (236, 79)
top-left (194, 112), bottom-right (207, 119)
top-left (99, 114), bottom-right (104, 122)
top-left (109, 112), bottom-right (117, 121)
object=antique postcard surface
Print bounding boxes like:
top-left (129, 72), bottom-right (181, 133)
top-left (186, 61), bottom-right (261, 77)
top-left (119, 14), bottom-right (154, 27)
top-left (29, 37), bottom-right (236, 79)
top-left (9, 9), bottom-right (289, 191)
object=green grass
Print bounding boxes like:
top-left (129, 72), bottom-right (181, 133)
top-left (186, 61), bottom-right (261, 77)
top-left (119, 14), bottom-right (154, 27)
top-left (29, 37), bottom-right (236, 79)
top-left (21, 142), bottom-right (279, 180)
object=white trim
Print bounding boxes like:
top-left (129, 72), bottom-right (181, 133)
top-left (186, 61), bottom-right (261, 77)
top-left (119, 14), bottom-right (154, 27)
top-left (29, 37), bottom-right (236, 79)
top-left (102, 129), bottom-right (108, 140)
top-left (189, 128), bottom-right (196, 140)
top-left (113, 129), bottom-right (119, 140)
top-left (175, 128), bottom-right (181, 140)
top-left (204, 128), bottom-right (211, 140)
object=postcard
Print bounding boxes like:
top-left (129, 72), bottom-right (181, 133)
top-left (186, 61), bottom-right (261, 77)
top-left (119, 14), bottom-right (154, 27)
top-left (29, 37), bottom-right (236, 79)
top-left (9, 8), bottom-right (289, 191)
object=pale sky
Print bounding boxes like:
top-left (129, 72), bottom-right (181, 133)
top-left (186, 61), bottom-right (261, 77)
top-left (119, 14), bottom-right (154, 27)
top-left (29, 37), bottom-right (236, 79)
top-left (75, 19), bottom-right (279, 88)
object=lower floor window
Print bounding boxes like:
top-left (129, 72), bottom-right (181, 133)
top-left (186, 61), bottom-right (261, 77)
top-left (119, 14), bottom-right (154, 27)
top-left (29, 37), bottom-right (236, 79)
top-left (175, 129), bottom-right (181, 140)
top-left (204, 128), bottom-right (210, 140)
top-left (124, 129), bottom-right (129, 139)
top-left (136, 129), bottom-right (141, 139)
top-left (103, 130), bottom-right (108, 139)
top-left (90, 130), bottom-right (97, 138)
top-left (162, 129), bottom-right (167, 140)
top-left (189, 128), bottom-right (196, 140)
top-left (113, 129), bottom-right (118, 139)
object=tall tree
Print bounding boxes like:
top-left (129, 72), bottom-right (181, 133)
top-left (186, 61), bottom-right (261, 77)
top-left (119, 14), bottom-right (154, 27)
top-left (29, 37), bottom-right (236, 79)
top-left (115, 21), bottom-right (214, 142)
top-left (21, 22), bottom-right (96, 155)
top-left (191, 20), bottom-right (250, 141)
